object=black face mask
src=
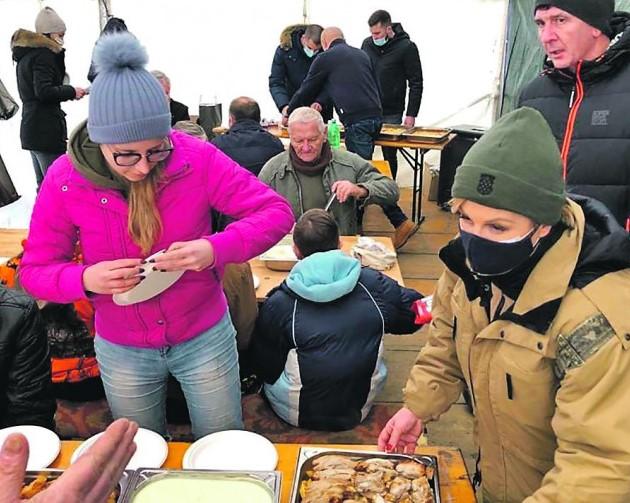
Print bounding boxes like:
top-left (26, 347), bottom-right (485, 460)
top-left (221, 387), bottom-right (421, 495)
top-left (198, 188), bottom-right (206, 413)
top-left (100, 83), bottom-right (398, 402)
top-left (459, 226), bottom-right (539, 277)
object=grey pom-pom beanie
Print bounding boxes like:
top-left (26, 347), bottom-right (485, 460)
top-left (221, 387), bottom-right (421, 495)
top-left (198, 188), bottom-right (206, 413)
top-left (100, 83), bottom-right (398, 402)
top-left (87, 32), bottom-right (171, 144)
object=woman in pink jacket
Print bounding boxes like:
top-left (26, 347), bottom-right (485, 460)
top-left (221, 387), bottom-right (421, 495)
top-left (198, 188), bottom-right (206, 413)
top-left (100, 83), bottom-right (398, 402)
top-left (19, 33), bottom-right (294, 438)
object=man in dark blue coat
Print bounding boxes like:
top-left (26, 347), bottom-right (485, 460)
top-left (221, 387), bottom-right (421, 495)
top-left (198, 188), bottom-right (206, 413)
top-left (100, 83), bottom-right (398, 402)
top-left (268, 24), bottom-right (332, 123)
top-left (252, 209), bottom-right (422, 431)
top-left (287, 27), bottom-right (420, 249)
top-left (212, 96), bottom-right (284, 176)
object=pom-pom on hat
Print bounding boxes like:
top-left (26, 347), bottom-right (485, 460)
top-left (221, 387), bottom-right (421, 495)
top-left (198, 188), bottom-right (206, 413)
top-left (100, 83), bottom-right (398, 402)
top-left (87, 32), bottom-right (171, 144)
top-left (35, 7), bottom-right (66, 34)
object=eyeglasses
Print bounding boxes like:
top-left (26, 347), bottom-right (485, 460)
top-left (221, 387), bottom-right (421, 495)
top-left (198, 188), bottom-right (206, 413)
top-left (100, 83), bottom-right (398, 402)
top-left (110, 142), bottom-right (173, 167)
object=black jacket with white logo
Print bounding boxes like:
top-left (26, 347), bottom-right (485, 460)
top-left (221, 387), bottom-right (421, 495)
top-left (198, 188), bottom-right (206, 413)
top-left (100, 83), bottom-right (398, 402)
top-left (519, 13), bottom-right (630, 227)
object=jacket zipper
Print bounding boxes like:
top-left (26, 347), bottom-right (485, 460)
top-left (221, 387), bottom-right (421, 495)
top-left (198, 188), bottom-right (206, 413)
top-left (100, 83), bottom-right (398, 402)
top-left (288, 171), bottom-right (305, 215)
top-left (559, 61), bottom-right (585, 180)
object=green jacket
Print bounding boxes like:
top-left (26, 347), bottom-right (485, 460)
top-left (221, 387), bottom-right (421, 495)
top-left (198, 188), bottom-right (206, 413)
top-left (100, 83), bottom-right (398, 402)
top-left (258, 149), bottom-right (399, 235)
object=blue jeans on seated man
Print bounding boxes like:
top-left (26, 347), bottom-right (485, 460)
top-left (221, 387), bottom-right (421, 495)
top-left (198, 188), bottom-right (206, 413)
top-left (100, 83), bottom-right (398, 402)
top-left (94, 312), bottom-right (243, 439)
top-left (346, 117), bottom-right (408, 229)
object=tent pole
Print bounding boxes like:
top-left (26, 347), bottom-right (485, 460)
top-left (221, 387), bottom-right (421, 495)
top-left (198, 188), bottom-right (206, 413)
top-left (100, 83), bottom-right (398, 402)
top-left (494, 0), bottom-right (511, 120)
top-left (303, 0), bottom-right (308, 23)
top-left (98, 0), bottom-right (112, 31)
top-left (492, 0), bottom-right (512, 120)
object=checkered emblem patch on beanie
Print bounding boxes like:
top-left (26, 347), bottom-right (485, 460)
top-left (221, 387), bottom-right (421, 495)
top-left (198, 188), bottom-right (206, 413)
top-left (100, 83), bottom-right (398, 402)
top-left (477, 174), bottom-right (495, 195)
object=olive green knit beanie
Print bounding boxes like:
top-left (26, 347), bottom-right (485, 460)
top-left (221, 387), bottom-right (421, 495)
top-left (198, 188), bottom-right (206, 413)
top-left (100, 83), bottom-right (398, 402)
top-left (451, 107), bottom-right (566, 225)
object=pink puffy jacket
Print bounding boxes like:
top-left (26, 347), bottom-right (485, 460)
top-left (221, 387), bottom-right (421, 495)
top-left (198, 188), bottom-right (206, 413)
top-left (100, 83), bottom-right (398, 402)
top-left (20, 131), bottom-right (293, 348)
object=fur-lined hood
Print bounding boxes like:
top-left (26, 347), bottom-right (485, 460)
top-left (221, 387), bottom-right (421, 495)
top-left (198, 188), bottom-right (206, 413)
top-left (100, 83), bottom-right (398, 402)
top-left (11, 29), bottom-right (62, 60)
top-left (279, 24), bottom-right (307, 50)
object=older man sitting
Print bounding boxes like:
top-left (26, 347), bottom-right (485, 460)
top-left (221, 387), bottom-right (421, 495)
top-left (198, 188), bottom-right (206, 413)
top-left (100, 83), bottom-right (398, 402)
top-left (259, 107), bottom-right (399, 236)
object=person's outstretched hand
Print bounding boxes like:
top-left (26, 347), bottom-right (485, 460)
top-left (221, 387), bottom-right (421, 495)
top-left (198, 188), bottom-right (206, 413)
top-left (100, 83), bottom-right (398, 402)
top-left (378, 407), bottom-right (424, 454)
top-left (0, 418), bottom-right (138, 503)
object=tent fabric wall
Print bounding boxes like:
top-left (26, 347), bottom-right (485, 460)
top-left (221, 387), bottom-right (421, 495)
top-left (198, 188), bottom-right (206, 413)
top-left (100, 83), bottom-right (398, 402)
top-left (500, 0), bottom-right (630, 116)
top-left (0, 0), bottom-right (506, 227)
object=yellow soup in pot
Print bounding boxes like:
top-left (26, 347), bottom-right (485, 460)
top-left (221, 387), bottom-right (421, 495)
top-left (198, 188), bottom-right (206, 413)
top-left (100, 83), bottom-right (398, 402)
top-left (131, 475), bottom-right (274, 503)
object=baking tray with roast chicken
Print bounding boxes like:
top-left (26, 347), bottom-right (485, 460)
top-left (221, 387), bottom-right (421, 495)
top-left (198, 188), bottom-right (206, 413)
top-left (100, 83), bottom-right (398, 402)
top-left (290, 448), bottom-right (439, 503)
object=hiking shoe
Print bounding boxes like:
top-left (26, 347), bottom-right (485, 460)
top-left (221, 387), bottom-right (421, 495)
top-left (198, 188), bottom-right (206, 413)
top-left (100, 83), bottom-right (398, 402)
top-left (393, 219), bottom-right (420, 250)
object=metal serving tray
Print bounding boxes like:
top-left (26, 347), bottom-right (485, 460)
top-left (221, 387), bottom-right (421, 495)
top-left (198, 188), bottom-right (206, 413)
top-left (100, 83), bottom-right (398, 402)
top-left (401, 127), bottom-right (452, 143)
top-left (21, 469), bottom-right (134, 502)
top-left (379, 123), bottom-right (411, 141)
top-left (122, 468), bottom-right (281, 503)
top-left (259, 235), bottom-right (298, 271)
top-left (290, 447), bottom-right (440, 503)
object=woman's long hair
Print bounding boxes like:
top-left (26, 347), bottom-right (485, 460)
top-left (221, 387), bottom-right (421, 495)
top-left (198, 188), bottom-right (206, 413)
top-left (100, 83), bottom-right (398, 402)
top-left (127, 164), bottom-right (163, 254)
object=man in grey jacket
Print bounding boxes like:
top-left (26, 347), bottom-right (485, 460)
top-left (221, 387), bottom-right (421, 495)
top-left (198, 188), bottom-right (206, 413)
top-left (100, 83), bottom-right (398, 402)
top-left (259, 107), bottom-right (399, 236)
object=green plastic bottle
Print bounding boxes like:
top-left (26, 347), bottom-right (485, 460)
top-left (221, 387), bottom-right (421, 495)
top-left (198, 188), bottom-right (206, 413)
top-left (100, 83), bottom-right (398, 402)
top-left (327, 119), bottom-right (341, 149)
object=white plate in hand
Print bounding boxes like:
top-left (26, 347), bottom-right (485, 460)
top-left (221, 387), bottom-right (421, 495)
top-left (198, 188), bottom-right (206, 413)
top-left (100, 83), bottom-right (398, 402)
top-left (183, 430), bottom-right (277, 471)
top-left (70, 427), bottom-right (168, 469)
top-left (0, 425), bottom-right (60, 470)
top-left (113, 249), bottom-right (185, 306)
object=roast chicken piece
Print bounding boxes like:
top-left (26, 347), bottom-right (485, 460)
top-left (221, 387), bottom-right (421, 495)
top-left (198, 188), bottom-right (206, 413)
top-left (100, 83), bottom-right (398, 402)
top-left (313, 455), bottom-right (359, 471)
top-left (395, 461), bottom-right (426, 479)
top-left (311, 468), bottom-right (356, 482)
top-left (356, 458), bottom-right (395, 472)
top-left (355, 471), bottom-right (385, 494)
top-left (302, 480), bottom-right (347, 503)
top-left (388, 476), bottom-right (412, 500)
top-left (410, 476), bottom-right (434, 503)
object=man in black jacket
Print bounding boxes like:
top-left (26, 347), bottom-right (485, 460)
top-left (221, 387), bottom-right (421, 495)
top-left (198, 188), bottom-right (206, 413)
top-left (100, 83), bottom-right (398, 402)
top-left (212, 97), bottom-right (284, 176)
top-left (0, 287), bottom-right (56, 430)
top-left (252, 209), bottom-right (422, 431)
top-left (268, 24), bottom-right (332, 123)
top-left (362, 10), bottom-right (423, 180)
top-left (11, 7), bottom-right (87, 188)
top-left (519, 0), bottom-right (630, 229)
top-left (151, 70), bottom-right (190, 126)
top-left (288, 27), bottom-right (420, 248)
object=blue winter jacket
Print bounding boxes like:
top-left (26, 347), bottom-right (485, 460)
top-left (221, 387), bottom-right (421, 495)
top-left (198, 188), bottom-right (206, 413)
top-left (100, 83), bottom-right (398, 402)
top-left (252, 250), bottom-right (422, 430)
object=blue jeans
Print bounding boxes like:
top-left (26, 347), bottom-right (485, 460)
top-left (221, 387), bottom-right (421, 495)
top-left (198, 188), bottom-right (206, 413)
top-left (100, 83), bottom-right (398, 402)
top-left (344, 117), bottom-right (383, 161)
top-left (29, 151), bottom-right (61, 188)
top-left (346, 117), bottom-right (408, 228)
top-left (381, 113), bottom-right (403, 179)
top-left (94, 312), bottom-right (243, 439)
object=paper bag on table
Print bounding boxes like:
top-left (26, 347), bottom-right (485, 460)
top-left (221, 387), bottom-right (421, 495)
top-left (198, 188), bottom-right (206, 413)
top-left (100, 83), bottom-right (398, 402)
top-left (351, 236), bottom-right (397, 271)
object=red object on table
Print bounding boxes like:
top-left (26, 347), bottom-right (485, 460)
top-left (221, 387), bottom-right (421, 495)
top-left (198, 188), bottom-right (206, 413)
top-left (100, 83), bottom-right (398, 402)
top-left (412, 298), bottom-right (432, 325)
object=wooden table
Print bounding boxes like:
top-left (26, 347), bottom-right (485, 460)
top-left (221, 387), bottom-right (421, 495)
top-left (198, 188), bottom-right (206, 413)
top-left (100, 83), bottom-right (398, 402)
top-left (52, 442), bottom-right (475, 502)
top-left (250, 235), bottom-right (404, 301)
top-left (264, 125), bottom-right (456, 224)
top-left (374, 134), bottom-right (456, 224)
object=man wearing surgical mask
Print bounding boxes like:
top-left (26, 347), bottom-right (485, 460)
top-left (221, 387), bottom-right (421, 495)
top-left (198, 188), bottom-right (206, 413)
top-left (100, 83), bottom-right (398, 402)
top-left (379, 107), bottom-right (630, 501)
top-left (11, 7), bottom-right (87, 189)
top-left (362, 10), bottom-right (423, 180)
top-left (269, 23), bottom-right (332, 125)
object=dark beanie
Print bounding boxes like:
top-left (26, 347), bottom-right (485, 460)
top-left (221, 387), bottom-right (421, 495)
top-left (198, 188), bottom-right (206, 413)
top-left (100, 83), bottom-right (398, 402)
top-left (451, 108), bottom-right (566, 225)
top-left (535, 0), bottom-right (614, 35)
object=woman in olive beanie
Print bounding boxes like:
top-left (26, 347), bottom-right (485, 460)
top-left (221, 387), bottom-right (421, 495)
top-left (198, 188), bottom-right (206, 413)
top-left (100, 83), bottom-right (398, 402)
top-left (380, 107), bottom-right (630, 501)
